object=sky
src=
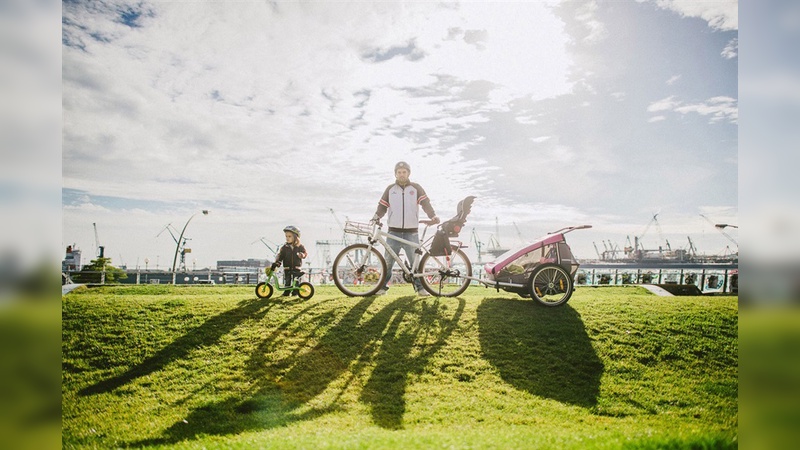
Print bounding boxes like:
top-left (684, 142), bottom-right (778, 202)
top-left (57, 0), bottom-right (740, 270)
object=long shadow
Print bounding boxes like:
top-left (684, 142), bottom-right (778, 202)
top-left (139, 295), bottom-right (465, 445)
top-left (477, 298), bottom-right (603, 407)
top-left (80, 298), bottom-right (277, 396)
top-left (360, 297), bottom-right (465, 429)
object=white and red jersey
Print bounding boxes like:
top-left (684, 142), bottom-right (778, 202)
top-left (374, 181), bottom-right (437, 231)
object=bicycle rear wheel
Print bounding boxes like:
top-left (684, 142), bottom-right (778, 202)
top-left (332, 244), bottom-right (387, 297)
top-left (419, 247), bottom-right (472, 297)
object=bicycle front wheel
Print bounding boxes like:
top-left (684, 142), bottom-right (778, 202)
top-left (419, 247), bottom-right (472, 297)
top-left (332, 244), bottom-right (387, 297)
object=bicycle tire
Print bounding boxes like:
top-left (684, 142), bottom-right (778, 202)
top-left (419, 247), bottom-right (472, 297)
top-left (529, 263), bottom-right (573, 307)
top-left (297, 282), bottom-right (315, 299)
top-left (255, 282), bottom-right (274, 299)
top-left (332, 244), bottom-right (387, 297)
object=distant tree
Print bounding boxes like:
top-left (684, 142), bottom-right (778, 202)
top-left (72, 257), bottom-right (128, 283)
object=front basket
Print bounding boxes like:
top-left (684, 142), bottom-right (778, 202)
top-left (344, 221), bottom-right (373, 236)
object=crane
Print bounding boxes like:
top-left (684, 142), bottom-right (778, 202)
top-left (593, 242), bottom-right (602, 260)
top-left (686, 236), bottom-right (698, 257)
top-left (635, 213), bottom-right (659, 252)
top-left (251, 237), bottom-right (281, 257)
top-left (470, 228), bottom-right (485, 264)
top-left (93, 222), bottom-right (105, 258)
top-left (512, 222), bottom-right (526, 244)
top-left (700, 214), bottom-right (738, 250)
top-left (329, 208), bottom-right (349, 244)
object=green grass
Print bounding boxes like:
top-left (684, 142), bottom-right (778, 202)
top-left (62, 285), bottom-right (737, 449)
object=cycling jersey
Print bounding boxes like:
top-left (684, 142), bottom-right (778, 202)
top-left (374, 181), bottom-right (436, 231)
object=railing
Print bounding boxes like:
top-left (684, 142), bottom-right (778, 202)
top-left (575, 262), bottom-right (738, 294)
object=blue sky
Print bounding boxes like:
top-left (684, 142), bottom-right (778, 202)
top-left (60, 0), bottom-right (739, 269)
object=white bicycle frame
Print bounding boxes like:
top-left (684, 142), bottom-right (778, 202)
top-left (357, 221), bottom-right (458, 281)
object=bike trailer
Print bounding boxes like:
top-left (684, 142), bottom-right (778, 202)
top-left (483, 230), bottom-right (581, 286)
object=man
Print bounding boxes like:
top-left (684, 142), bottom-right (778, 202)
top-left (372, 161), bottom-right (440, 296)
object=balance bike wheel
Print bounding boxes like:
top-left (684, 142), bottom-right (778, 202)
top-left (255, 282), bottom-right (274, 299)
top-left (297, 282), bottom-right (315, 299)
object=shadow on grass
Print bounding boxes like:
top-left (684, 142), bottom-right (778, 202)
top-left (133, 295), bottom-right (465, 445)
top-left (79, 298), bottom-right (278, 396)
top-left (477, 298), bottom-right (603, 407)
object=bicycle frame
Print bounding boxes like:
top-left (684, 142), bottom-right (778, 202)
top-left (364, 221), bottom-right (457, 281)
top-left (255, 267), bottom-right (315, 299)
top-left (259, 268), bottom-right (305, 292)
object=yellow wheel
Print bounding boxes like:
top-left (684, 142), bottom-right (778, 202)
top-left (255, 282), bottom-right (274, 299)
top-left (297, 282), bottom-right (315, 299)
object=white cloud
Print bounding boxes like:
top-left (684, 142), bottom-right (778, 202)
top-left (666, 74), bottom-right (682, 85)
top-left (647, 95), bottom-right (738, 124)
top-left (646, 0), bottom-right (738, 31)
top-left (647, 96), bottom-right (681, 112)
top-left (721, 38), bottom-right (738, 59)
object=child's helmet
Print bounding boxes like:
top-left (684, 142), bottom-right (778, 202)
top-left (283, 225), bottom-right (300, 237)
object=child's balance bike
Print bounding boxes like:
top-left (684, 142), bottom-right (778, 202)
top-left (255, 268), bottom-right (315, 299)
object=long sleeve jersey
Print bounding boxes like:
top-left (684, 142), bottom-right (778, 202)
top-left (374, 181), bottom-right (436, 231)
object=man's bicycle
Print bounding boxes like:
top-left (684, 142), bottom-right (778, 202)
top-left (332, 197), bottom-right (476, 297)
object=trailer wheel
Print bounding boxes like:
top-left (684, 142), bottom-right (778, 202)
top-left (528, 264), bottom-right (573, 307)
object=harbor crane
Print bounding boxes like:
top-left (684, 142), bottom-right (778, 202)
top-left (700, 214), bottom-right (738, 250)
top-left (512, 222), bottom-right (526, 244)
top-left (315, 208), bottom-right (351, 270)
top-left (470, 228), bottom-right (485, 264)
top-left (93, 222), bottom-right (105, 258)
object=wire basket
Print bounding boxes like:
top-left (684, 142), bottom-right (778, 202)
top-left (344, 221), bottom-right (374, 236)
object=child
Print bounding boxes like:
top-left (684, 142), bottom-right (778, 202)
top-left (270, 225), bottom-right (308, 296)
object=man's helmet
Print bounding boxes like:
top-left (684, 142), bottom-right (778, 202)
top-left (395, 161), bottom-right (411, 173)
top-left (283, 225), bottom-right (300, 237)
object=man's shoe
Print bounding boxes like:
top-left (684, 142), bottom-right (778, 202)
top-left (416, 289), bottom-right (430, 297)
top-left (375, 287), bottom-right (388, 296)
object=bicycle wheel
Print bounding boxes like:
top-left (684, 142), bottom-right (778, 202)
top-left (255, 282), bottom-right (273, 299)
top-left (529, 264), bottom-right (573, 307)
top-left (419, 247), bottom-right (472, 297)
top-left (332, 244), bottom-right (387, 297)
top-left (297, 282), bottom-right (315, 300)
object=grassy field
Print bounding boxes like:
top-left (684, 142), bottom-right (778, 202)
top-left (62, 284), bottom-right (737, 449)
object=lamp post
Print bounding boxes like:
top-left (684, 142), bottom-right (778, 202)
top-left (172, 210), bottom-right (209, 276)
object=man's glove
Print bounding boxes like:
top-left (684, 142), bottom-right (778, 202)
top-left (270, 262), bottom-right (279, 271)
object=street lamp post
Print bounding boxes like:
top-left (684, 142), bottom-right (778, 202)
top-left (171, 210), bottom-right (209, 282)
